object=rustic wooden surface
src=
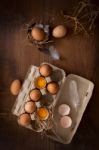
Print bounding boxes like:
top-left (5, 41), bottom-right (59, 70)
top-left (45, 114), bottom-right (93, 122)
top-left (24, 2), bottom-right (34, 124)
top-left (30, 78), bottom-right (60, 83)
top-left (0, 0), bottom-right (99, 149)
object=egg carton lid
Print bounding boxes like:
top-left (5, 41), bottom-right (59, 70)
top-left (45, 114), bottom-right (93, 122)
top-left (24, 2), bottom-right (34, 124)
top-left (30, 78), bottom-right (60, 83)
top-left (46, 74), bottom-right (94, 144)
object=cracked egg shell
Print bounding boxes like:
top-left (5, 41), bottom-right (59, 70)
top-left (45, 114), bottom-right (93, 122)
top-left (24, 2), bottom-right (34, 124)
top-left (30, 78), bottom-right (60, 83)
top-left (34, 76), bottom-right (47, 89)
top-left (37, 107), bottom-right (49, 121)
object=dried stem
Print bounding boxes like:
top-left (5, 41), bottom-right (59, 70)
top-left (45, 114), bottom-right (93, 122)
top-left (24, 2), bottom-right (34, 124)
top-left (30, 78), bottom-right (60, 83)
top-left (62, 0), bottom-right (99, 35)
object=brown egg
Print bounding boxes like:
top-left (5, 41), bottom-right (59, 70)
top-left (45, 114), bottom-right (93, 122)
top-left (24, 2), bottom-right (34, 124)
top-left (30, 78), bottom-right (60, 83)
top-left (47, 82), bottom-right (59, 94)
top-left (31, 27), bottom-right (45, 41)
top-left (24, 101), bottom-right (36, 113)
top-left (52, 25), bottom-right (67, 38)
top-left (29, 89), bottom-right (41, 101)
top-left (39, 64), bottom-right (52, 77)
top-left (10, 79), bottom-right (21, 96)
top-left (18, 113), bottom-right (31, 126)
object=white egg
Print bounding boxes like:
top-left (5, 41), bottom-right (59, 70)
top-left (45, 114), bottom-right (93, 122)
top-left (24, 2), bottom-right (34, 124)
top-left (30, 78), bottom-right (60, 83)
top-left (58, 104), bottom-right (70, 116)
top-left (60, 116), bottom-right (72, 128)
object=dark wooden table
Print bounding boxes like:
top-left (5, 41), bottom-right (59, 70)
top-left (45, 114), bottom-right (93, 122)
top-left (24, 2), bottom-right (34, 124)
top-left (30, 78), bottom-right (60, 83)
top-left (0, 0), bottom-right (99, 149)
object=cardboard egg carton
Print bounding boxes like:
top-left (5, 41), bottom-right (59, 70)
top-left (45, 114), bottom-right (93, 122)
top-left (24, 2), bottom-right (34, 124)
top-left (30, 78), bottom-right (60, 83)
top-left (12, 63), bottom-right (94, 143)
top-left (12, 63), bottom-right (66, 131)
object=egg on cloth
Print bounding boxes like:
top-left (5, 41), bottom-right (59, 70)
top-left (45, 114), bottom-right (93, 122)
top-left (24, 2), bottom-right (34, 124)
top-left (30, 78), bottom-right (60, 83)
top-left (24, 101), bottom-right (36, 113)
top-left (37, 107), bottom-right (49, 121)
top-left (39, 64), bottom-right (52, 77)
top-left (10, 79), bottom-right (21, 96)
top-left (18, 113), bottom-right (31, 126)
top-left (47, 82), bottom-right (59, 94)
top-left (31, 27), bottom-right (46, 41)
top-left (52, 25), bottom-right (67, 38)
top-left (29, 89), bottom-right (41, 102)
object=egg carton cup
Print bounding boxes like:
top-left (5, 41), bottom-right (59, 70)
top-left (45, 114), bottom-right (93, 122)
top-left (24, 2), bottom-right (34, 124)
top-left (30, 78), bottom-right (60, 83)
top-left (12, 62), bottom-right (66, 132)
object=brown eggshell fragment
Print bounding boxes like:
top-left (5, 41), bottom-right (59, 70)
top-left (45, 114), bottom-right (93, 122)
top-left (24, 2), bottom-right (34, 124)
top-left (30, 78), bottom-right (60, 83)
top-left (47, 82), bottom-right (59, 94)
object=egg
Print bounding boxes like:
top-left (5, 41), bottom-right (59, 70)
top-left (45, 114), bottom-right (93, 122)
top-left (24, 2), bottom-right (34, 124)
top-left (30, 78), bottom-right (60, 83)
top-left (37, 107), bottom-right (49, 120)
top-left (58, 104), bottom-right (70, 116)
top-left (35, 76), bottom-right (47, 89)
top-left (52, 25), bottom-right (67, 38)
top-left (18, 113), bottom-right (31, 126)
top-left (24, 101), bottom-right (36, 113)
top-left (10, 79), bottom-right (21, 96)
top-left (60, 116), bottom-right (72, 128)
top-left (31, 27), bottom-right (45, 41)
top-left (29, 89), bottom-right (41, 101)
top-left (39, 64), bottom-right (52, 77)
top-left (47, 82), bottom-right (59, 94)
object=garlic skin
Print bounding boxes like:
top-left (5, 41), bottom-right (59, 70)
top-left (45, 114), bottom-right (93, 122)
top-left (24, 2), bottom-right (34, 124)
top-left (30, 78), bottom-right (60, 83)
top-left (37, 107), bottom-right (49, 120)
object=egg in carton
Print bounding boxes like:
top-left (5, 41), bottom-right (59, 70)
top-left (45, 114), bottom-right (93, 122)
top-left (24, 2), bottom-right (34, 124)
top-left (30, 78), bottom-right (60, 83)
top-left (12, 63), bottom-right (66, 132)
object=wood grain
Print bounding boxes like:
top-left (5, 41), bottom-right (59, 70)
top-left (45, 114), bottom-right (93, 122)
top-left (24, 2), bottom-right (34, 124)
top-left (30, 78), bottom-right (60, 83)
top-left (0, 0), bottom-right (99, 149)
